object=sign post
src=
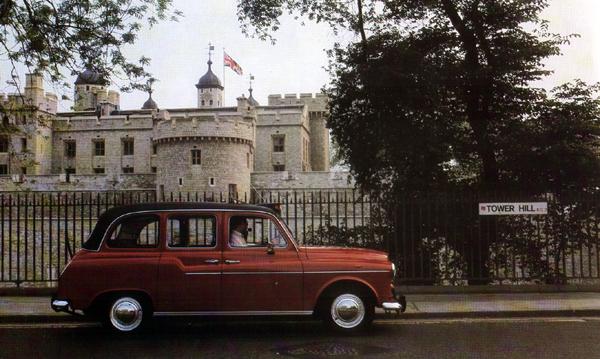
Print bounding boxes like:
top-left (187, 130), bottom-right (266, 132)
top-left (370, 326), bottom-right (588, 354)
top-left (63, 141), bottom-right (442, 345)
top-left (479, 202), bottom-right (548, 216)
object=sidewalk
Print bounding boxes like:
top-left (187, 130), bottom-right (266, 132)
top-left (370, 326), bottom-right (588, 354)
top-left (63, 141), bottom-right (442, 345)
top-left (2, 292), bottom-right (600, 323)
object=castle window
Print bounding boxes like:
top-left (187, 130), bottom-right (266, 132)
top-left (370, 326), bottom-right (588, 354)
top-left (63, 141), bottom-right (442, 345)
top-left (201, 100), bottom-right (205, 106)
top-left (272, 135), bottom-right (285, 152)
top-left (122, 167), bottom-right (134, 174)
top-left (273, 164), bottom-right (285, 172)
top-left (64, 140), bottom-right (76, 158)
top-left (178, 178), bottom-right (184, 186)
top-left (151, 166), bottom-right (157, 173)
top-left (152, 144), bottom-right (157, 155)
top-left (94, 140), bottom-right (105, 156)
top-left (209, 100), bottom-right (213, 106)
top-left (191, 149), bottom-right (201, 165)
top-left (0, 136), bottom-right (9, 152)
top-left (0, 164), bottom-right (8, 175)
top-left (21, 167), bottom-right (27, 175)
top-left (94, 168), bottom-right (105, 174)
top-left (209, 177), bottom-right (215, 186)
top-left (246, 153), bottom-right (250, 169)
top-left (21, 138), bottom-right (27, 152)
top-left (65, 167), bottom-right (76, 175)
top-left (122, 138), bottom-right (134, 156)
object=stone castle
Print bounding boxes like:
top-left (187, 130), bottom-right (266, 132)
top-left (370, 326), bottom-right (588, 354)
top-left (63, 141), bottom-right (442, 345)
top-left (0, 58), bottom-right (352, 195)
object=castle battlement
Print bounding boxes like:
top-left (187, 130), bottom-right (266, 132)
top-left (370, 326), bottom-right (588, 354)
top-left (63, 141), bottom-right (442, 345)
top-left (267, 93), bottom-right (327, 112)
top-left (153, 109), bottom-right (255, 144)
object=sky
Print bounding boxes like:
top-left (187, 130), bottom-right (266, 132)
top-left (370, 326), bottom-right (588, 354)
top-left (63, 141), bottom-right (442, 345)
top-left (0, 0), bottom-right (598, 112)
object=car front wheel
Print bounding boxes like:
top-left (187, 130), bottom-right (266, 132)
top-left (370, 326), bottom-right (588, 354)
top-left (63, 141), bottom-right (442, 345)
top-left (105, 296), bottom-right (147, 333)
top-left (325, 292), bottom-right (374, 331)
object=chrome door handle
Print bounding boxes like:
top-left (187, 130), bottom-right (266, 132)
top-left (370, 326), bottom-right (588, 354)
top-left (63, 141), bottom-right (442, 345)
top-left (225, 259), bottom-right (240, 264)
top-left (204, 259), bottom-right (220, 264)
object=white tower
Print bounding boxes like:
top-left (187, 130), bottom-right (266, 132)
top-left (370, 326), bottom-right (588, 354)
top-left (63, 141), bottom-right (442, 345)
top-left (196, 44), bottom-right (224, 108)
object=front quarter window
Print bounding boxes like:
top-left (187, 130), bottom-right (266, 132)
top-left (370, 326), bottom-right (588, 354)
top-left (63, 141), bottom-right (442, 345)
top-left (107, 214), bottom-right (160, 248)
top-left (229, 215), bottom-right (288, 248)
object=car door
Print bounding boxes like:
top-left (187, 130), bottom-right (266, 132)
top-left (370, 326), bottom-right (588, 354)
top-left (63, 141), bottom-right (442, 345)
top-left (156, 211), bottom-right (222, 312)
top-left (221, 212), bottom-right (304, 313)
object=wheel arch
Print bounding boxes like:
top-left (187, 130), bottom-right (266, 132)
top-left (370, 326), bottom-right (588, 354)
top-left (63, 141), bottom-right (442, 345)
top-left (312, 278), bottom-right (378, 315)
top-left (86, 289), bottom-right (154, 316)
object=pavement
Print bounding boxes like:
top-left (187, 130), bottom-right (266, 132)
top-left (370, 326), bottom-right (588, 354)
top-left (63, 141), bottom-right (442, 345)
top-left (2, 292), bottom-right (600, 323)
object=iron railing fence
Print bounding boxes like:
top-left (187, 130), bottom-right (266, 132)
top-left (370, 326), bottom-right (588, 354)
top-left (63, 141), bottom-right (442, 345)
top-left (1, 190), bottom-right (599, 286)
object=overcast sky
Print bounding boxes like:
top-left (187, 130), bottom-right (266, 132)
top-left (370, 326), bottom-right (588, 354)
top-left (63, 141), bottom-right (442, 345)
top-left (1, 0), bottom-right (598, 112)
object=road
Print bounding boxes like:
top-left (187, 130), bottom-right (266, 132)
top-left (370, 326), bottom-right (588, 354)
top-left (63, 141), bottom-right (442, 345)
top-left (1, 317), bottom-right (599, 358)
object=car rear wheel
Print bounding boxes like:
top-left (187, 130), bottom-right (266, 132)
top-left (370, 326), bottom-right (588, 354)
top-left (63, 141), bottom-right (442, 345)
top-left (105, 296), bottom-right (147, 333)
top-left (325, 291), bottom-right (374, 331)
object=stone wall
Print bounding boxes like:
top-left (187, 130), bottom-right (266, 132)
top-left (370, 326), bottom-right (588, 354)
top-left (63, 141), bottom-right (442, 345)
top-left (52, 112), bottom-right (155, 175)
top-left (155, 139), bottom-right (252, 195)
top-left (0, 173), bottom-right (156, 191)
top-left (251, 171), bottom-right (354, 191)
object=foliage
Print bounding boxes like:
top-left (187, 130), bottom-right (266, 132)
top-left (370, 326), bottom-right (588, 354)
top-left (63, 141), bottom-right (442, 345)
top-left (302, 209), bottom-right (389, 251)
top-left (492, 193), bottom-right (600, 284)
top-left (238, 0), bottom-right (600, 284)
top-left (0, 0), bottom-right (181, 92)
top-left (238, 0), bottom-right (600, 196)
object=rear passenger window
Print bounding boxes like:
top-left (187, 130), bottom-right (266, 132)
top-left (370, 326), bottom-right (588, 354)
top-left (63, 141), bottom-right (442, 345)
top-left (168, 215), bottom-right (216, 248)
top-left (107, 215), bottom-right (159, 248)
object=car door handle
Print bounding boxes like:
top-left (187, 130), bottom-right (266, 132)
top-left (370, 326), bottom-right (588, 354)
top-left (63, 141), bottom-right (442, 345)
top-left (225, 259), bottom-right (240, 264)
top-left (204, 259), bottom-right (220, 264)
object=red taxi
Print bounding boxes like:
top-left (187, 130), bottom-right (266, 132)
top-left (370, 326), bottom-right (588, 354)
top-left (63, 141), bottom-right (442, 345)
top-left (51, 203), bottom-right (405, 332)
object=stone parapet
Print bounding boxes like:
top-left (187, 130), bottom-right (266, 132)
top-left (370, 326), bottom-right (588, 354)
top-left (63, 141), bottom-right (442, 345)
top-left (153, 111), bottom-right (255, 144)
top-left (251, 171), bottom-right (354, 190)
top-left (0, 174), bottom-right (156, 191)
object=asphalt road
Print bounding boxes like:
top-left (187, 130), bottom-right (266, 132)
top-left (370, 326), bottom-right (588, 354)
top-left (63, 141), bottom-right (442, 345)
top-left (1, 317), bottom-right (599, 359)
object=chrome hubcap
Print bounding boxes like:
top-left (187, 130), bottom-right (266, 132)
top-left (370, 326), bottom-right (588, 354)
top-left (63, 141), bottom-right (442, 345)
top-left (331, 294), bottom-right (365, 329)
top-left (110, 297), bottom-right (143, 332)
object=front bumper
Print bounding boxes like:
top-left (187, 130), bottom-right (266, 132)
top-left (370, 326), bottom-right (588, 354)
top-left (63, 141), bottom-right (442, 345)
top-left (381, 287), bottom-right (407, 314)
top-left (51, 296), bottom-right (78, 315)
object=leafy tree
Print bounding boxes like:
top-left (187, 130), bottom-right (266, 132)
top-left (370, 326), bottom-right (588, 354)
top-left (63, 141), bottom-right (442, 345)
top-left (238, 0), bottom-right (600, 284)
top-left (0, 0), bottom-right (181, 92)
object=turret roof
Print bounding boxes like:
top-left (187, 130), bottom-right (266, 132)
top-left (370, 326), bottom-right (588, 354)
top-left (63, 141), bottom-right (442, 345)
top-left (196, 60), bottom-right (223, 90)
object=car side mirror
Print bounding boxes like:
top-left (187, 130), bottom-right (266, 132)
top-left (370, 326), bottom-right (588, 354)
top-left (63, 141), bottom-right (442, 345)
top-left (266, 243), bottom-right (275, 255)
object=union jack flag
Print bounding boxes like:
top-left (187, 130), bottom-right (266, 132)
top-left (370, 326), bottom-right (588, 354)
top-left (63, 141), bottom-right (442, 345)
top-left (224, 52), bottom-right (243, 75)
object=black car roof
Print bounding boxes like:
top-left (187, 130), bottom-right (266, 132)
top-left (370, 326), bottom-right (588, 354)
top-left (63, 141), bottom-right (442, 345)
top-left (82, 202), bottom-right (276, 250)
top-left (100, 202), bottom-right (275, 220)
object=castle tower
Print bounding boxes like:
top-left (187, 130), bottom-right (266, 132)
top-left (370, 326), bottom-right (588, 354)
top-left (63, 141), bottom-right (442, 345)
top-left (153, 98), bottom-right (256, 197)
top-left (73, 68), bottom-right (108, 111)
top-left (24, 73), bottom-right (45, 109)
top-left (196, 45), bottom-right (224, 108)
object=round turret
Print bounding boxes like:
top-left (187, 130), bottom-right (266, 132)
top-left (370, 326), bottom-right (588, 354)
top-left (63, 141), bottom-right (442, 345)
top-left (75, 68), bottom-right (106, 85)
top-left (142, 91), bottom-right (158, 110)
top-left (153, 109), bottom-right (256, 196)
top-left (248, 88), bottom-right (259, 106)
top-left (196, 59), bottom-right (224, 108)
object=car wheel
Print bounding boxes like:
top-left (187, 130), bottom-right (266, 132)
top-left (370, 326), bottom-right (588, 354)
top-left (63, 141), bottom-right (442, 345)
top-left (325, 291), bottom-right (374, 331)
top-left (105, 296), bottom-right (147, 333)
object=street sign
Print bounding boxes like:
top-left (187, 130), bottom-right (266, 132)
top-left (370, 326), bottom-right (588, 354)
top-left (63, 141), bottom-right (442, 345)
top-left (479, 202), bottom-right (548, 216)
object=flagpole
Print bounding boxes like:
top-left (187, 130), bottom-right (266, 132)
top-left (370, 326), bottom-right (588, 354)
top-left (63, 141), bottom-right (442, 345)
top-left (222, 47), bottom-right (226, 105)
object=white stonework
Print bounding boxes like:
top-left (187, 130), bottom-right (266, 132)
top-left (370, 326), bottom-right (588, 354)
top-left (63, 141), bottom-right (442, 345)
top-left (0, 68), bottom-right (350, 195)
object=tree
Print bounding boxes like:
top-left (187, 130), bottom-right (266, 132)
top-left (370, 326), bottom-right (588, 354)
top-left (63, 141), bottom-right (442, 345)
top-left (0, 0), bottom-right (181, 92)
top-left (238, 0), bottom-right (600, 283)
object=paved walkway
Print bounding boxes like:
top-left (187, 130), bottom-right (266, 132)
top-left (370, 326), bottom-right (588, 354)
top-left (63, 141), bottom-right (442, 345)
top-left (2, 292), bottom-right (600, 322)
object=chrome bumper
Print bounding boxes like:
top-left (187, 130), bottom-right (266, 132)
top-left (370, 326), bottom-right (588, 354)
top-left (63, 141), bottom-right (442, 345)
top-left (382, 292), bottom-right (407, 314)
top-left (51, 298), bottom-right (70, 313)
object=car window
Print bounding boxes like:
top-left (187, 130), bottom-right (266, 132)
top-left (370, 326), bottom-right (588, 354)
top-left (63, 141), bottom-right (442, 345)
top-left (168, 215), bottom-right (216, 248)
top-left (107, 214), bottom-right (159, 248)
top-left (229, 215), bottom-right (287, 248)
